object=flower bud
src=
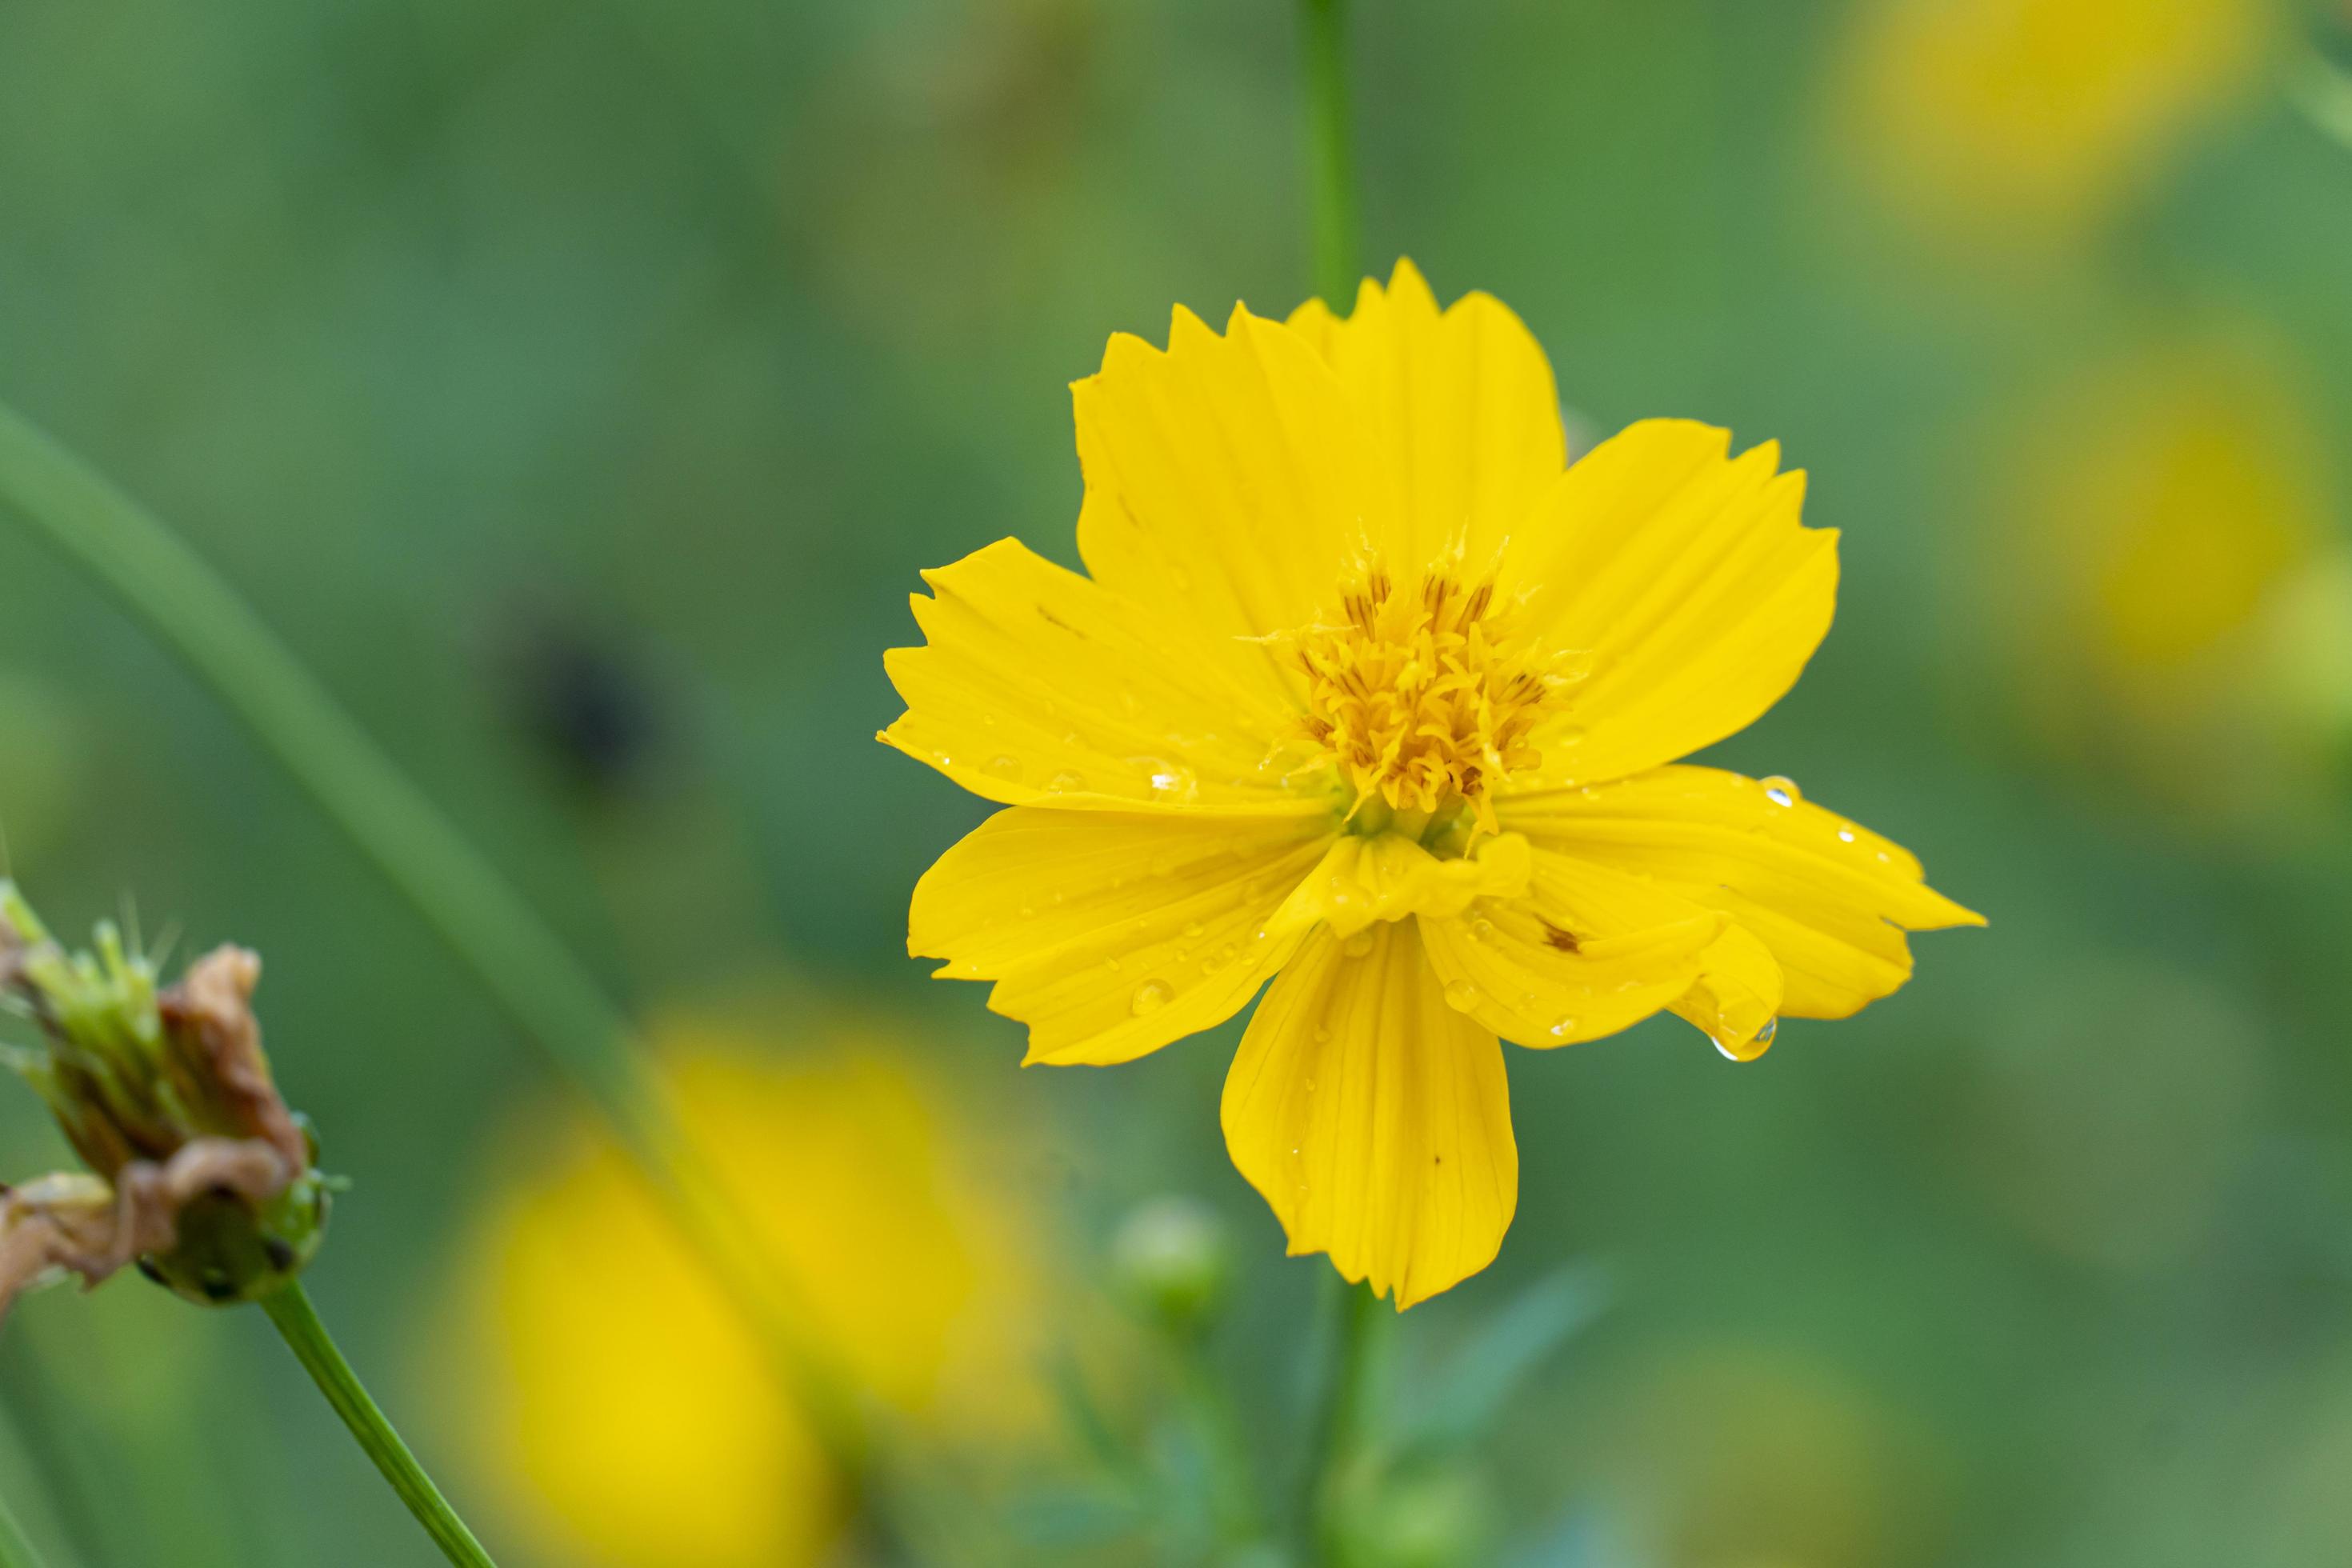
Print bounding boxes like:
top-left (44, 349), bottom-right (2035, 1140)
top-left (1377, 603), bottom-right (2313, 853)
top-left (0, 882), bottom-right (330, 1319)
top-left (1109, 1195), bottom-right (1230, 1334)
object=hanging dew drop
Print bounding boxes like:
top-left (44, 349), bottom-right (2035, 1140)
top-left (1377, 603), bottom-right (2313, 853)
top-left (1761, 775), bottom-right (1800, 808)
top-left (1130, 980), bottom-right (1174, 1016)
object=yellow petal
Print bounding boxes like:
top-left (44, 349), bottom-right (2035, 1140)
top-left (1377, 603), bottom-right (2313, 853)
top-left (1285, 259), bottom-right (1566, 573)
top-left (1416, 849), bottom-right (1726, 1049)
top-left (881, 538), bottom-right (1331, 815)
top-left (1221, 922), bottom-right (1516, 1309)
top-left (910, 806), bottom-right (1334, 1066)
top-left (1073, 304), bottom-right (1397, 703)
top-left (1669, 920), bottom-right (1786, 1061)
top-left (1506, 420), bottom-right (1838, 786)
top-left (1502, 766), bottom-right (1983, 1019)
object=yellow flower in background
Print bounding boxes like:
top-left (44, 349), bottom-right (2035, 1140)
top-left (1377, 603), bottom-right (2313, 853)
top-left (453, 1024), bottom-right (1046, 1568)
top-left (1831, 0), bottom-right (2271, 246)
top-left (882, 262), bottom-right (1980, 1309)
top-left (1985, 329), bottom-right (2337, 814)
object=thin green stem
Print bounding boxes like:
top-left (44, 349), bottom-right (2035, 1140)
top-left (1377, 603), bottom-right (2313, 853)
top-left (2291, 49), bottom-right (2352, 154)
top-left (0, 1486), bottom-right (46, 1568)
top-left (1162, 1332), bottom-right (1264, 1547)
top-left (0, 405), bottom-right (862, 1466)
top-left (1299, 0), bottom-right (1362, 306)
top-left (1302, 1279), bottom-right (1386, 1565)
top-left (259, 1283), bottom-right (494, 1568)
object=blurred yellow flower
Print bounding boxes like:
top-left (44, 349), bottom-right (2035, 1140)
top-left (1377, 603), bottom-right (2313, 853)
top-left (1831, 0), bottom-right (2272, 245)
top-left (1985, 329), bottom-right (2336, 811)
top-left (453, 1022), bottom-right (1047, 1568)
top-left (882, 261), bottom-right (1980, 1309)
top-left (1595, 1344), bottom-right (1943, 1568)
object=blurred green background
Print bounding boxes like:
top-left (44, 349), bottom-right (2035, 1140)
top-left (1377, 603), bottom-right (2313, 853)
top-left (7, 0), bottom-right (2352, 1563)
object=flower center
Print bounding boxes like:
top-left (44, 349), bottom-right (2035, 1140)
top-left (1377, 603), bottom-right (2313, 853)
top-left (1283, 562), bottom-right (1566, 836)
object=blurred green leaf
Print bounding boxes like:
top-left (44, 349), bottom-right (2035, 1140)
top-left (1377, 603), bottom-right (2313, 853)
top-left (1400, 1264), bottom-right (1613, 1457)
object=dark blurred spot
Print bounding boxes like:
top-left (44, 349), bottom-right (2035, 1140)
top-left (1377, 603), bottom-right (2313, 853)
top-left (494, 608), bottom-right (670, 804)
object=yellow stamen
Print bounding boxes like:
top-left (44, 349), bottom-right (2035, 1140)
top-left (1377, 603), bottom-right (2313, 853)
top-left (1282, 560), bottom-right (1567, 834)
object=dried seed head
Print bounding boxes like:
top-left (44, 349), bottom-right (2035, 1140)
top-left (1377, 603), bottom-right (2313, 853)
top-left (0, 884), bottom-right (331, 1321)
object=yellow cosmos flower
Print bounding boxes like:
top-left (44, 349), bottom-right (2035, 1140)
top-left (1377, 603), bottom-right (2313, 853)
top-left (1830, 0), bottom-right (2270, 246)
top-left (450, 1026), bottom-right (1048, 1568)
top-left (882, 262), bottom-right (1981, 1308)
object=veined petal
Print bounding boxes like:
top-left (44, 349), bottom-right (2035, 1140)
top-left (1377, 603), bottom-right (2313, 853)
top-left (1221, 922), bottom-right (1515, 1310)
top-left (1506, 420), bottom-right (1838, 786)
top-left (1074, 304), bottom-right (1398, 703)
top-left (1501, 766), bottom-right (1984, 1019)
top-left (1286, 259), bottom-right (1566, 573)
top-left (1417, 850), bottom-right (1726, 1049)
top-left (910, 806), bottom-right (1334, 1066)
top-left (881, 538), bottom-right (1330, 814)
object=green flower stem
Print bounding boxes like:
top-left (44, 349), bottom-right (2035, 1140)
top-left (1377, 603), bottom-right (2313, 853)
top-left (0, 404), bottom-right (863, 1468)
top-left (1299, 0), bottom-right (1362, 306)
top-left (1162, 1334), bottom-right (1265, 1547)
top-left (1303, 1279), bottom-right (1387, 1564)
top-left (0, 1490), bottom-right (42, 1568)
top-left (259, 1283), bottom-right (494, 1568)
top-left (2292, 49), bottom-right (2352, 154)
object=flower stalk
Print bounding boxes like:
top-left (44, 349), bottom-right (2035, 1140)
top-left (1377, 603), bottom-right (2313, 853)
top-left (0, 1488), bottom-right (46, 1568)
top-left (1303, 1279), bottom-right (1388, 1564)
top-left (1300, 0), bottom-right (1362, 306)
top-left (260, 1282), bottom-right (497, 1568)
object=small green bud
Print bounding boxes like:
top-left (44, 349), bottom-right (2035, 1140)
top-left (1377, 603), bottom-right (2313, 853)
top-left (0, 884), bottom-right (330, 1320)
top-left (1109, 1195), bottom-right (1231, 1334)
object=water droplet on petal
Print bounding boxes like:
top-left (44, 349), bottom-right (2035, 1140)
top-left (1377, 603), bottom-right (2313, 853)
top-left (1837, 827), bottom-right (1856, 843)
top-left (1202, 943), bottom-right (1239, 974)
top-left (1760, 775), bottom-right (1801, 808)
top-left (1342, 930), bottom-right (1376, 959)
top-left (1443, 979), bottom-right (1480, 1012)
top-left (1547, 1016), bottom-right (1578, 1042)
top-left (1182, 920), bottom-right (1205, 938)
top-left (1048, 770), bottom-right (1087, 792)
top-left (1130, 980), bottom-right (1174, 1016)
top-left (1132, 757), bottom-right (1199, 802)
top-left (1714, 1017), bottom-right (1775, 1062)
top-left (1313, 1026), bottom-right (1331, 1043)
top-left (984, 754), bottom-right (1022, 782)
